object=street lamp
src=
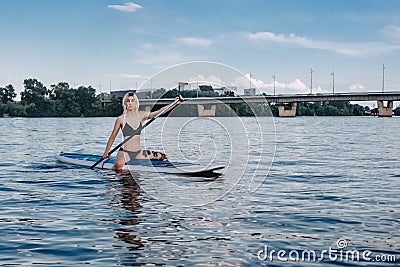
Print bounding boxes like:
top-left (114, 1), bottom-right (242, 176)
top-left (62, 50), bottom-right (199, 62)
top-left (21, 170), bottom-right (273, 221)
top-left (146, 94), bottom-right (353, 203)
top-left (310, 68), bottom-right (313, 94)
top-left (382, 64), bottom-right (385, 93)
top-left (330, 70), bottom-right (335, 94)
top-left (272, 74), bottom-right (276, 96)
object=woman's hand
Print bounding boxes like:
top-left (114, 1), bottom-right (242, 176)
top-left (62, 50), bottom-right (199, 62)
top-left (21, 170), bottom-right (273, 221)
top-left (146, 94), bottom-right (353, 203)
top-left (176, 95), bottom-right (184, 103)
top-left (102, 151), bottom-right (110, 159)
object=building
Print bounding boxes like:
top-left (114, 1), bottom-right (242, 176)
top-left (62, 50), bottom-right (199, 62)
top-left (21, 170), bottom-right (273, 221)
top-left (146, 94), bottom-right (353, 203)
top-left (244, 88), bottom-right (256, 96)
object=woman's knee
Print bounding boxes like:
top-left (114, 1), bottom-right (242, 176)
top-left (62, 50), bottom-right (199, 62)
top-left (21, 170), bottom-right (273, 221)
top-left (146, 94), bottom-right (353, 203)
top-left (113, 153), bottom-right (126, 170)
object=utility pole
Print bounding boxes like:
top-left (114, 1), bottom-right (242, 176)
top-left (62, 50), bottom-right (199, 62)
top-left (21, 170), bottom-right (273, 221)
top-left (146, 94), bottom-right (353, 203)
top-left (310, 68), bottom-right (314, 94)
top-left (99, 84), bottom-right (103, 107)
top-left (197, 75), bottom-right (199, 98)
top-left (382, 64), bottom-right (385, 93)
top-left (272, 74), bottom-right (276, 96)
top-left (331, 70), bottom-right (335, 94)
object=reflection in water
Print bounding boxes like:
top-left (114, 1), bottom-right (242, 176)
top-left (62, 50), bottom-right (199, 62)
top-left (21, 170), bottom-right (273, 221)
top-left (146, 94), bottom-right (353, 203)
top-left (107, 171), bottom-right (144, 252)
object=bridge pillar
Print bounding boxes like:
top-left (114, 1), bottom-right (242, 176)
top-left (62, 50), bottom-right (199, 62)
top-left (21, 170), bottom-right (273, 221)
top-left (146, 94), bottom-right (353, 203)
top-left (377, 100), bottom-right (393, 117)
top-left (197, 104), bottom-right (216, 117)
top-left (278, 102), bottom-right (297, 117)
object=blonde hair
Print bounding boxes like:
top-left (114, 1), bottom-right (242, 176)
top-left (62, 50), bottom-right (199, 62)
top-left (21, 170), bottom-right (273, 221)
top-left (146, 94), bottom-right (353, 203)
top-left (122, 91), bottom-right (139, 113)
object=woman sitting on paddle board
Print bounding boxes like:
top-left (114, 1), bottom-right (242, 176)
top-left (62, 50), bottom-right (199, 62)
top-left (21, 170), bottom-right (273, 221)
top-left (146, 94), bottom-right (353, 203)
top-left (102, 91), bottom-right (183, 170)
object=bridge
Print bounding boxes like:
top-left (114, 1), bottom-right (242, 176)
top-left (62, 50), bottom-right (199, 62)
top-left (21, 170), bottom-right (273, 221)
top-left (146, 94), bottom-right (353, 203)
top-left (138, 91), bottom-right (400, 117)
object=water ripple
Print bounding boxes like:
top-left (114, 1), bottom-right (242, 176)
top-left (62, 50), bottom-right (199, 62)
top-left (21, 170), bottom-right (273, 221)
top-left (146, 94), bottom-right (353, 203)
top-left (1, 117), bottom-right (399, 266)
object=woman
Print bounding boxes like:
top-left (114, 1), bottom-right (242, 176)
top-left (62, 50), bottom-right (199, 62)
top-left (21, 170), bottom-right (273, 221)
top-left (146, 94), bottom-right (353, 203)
top-left (102, 91), bottom-right (183, 170)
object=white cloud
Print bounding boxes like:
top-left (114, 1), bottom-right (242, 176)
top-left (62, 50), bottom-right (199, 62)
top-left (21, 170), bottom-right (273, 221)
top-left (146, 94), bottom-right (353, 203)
top-left (233, 74), bottom-right (308, 94)
top-left (247, 31), bottom-right (400, 57)
top-left (286, 79), bottom-right (308, 90)
top-left (187, 75), bottom-right (224, 86)
top-left (108, 2), bottom-right (142, 12)
top-left (310, 86), bottom-right (327, 94)
top-left (177, 37), bottom-right (214, 47)
top-left (349, 83), bottom-right (365, 92)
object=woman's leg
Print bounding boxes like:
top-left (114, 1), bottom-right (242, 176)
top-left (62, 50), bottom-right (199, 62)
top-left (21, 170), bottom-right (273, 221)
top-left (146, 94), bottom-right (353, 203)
top-left (113, 151), bottom-right (127, 170)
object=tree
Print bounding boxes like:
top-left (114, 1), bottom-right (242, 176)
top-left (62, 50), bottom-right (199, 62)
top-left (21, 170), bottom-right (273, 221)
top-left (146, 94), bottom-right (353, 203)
top-left (50, 82), bottom-right (80, 116)
top-left (394, 106), bottom-right (400, 116)
top-left (0, 103), bottom-right (7, 116)
top-left (21, 79), bottom-right (47, 103)
top-left (108, 96), bottom-right (123, 116)
top-left (162, 88), bottom-right (179, 98)
top-left (222, 90), bottom-right (235, 97)
top-left (7, 102), bottom-right (27, 117)
top-left (21, 78), bottom-right (54, 116)
top-left (199, 85), bottom-right (213, 92)
top-left (0, 84), bottom-right (17, 103)
top-left (150, 88), bottom-right (167, 99)
top-left (75, 86), bottom-right (96, 116)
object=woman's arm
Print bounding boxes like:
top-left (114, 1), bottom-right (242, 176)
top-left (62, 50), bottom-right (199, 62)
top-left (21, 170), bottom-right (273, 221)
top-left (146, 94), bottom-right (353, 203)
top-left (102, 117), bottom-right (122, 158)
top-left (145, 96), bottom-right (184, 120)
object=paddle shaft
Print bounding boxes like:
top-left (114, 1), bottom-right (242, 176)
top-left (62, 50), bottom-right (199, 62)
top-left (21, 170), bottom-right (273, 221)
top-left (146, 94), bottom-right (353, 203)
top-left (89, 98), bottom-right (180, 169)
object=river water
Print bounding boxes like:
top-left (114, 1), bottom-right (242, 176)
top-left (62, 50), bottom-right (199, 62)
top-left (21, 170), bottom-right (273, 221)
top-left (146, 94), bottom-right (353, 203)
top-left (0, 116), bottom-right (399, 266)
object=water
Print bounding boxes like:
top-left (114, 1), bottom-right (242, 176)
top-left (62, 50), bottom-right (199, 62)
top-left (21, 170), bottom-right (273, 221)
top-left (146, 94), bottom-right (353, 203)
top-left (0, 116), bottom-right (399, 266)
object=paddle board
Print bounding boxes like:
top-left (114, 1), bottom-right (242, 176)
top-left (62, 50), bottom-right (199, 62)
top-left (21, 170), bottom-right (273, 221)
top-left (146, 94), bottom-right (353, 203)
top-left (56, 152), bottom-right (224, 175)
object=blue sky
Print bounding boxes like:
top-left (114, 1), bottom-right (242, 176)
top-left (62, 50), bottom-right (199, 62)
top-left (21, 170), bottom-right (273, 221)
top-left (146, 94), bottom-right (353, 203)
top-left (1, 0), bottom-right (400, 102)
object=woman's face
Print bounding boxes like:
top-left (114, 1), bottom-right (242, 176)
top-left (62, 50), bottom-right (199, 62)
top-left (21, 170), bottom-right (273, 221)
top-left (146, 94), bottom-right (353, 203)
top-left (125, 96), bottom-right (137, 111)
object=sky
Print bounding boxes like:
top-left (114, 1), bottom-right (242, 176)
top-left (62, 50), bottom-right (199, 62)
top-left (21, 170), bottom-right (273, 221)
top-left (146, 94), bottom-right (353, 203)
top-left (1, 0), bottom-right (400, 106)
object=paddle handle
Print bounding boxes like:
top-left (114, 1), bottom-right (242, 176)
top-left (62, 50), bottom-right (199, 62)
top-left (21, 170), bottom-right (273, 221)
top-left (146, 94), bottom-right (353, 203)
top-left (89, 98), bottom-right (180, 169)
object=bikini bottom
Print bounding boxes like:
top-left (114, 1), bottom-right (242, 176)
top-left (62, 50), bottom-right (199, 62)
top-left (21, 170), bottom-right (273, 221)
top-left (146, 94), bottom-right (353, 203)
top-left (119, 147), bottom-right (140, 161)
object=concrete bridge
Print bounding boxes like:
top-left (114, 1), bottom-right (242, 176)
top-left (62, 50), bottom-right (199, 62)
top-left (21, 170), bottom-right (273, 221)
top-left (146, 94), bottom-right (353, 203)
top-left (139, 91), bottom-right (400, 117)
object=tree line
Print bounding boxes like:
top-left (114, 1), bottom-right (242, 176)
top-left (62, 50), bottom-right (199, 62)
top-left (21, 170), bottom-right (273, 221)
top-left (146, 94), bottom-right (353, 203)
top-left (1, 78), bottom-right (393, 117)
top-left (0, 79), bottom-right (123, 117)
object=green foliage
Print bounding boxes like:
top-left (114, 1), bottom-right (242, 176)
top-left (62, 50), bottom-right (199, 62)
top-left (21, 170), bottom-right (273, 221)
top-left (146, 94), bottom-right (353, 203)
top-left (199, 85), bottom-right (213, 92)
top-left (227, 103), bottom-right (254, 116)
top-left (295, 101), bottom-right (368, 116)
top-left (76, 86), bottom-right (97, 116)
top-left (21, 78), bottom-right (54, 117)
top-left (394, 106), bottom-right (400, 116)
top-left (7, 102), bottom-right (27, 117)
top-left (0, 103), bottom-right (7, 116)
top-left (222, 90), bottom-right (235, 97)
top-left (162, 88), bottom-right (179, 98)
top-left (269, 105), bottom-right (279, 117)
top-left (50, 82), bottom-right (80, 116)
top-left (0, 84), bottom-right (17, 104)
top-left (150, 88), bottom-right (167, 99)
top-left (84, 95), bottom-right (123, 117)
top-left (13, 79), bottom-right (121, 117)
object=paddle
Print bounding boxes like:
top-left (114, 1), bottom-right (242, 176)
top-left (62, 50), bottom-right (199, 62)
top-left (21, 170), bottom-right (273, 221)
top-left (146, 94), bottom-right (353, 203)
top-left (90, 97), bottom-right (181, 169)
